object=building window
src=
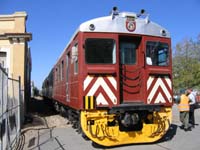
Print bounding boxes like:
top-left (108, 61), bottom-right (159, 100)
top-left (0, 52), bottom-right (7, 68)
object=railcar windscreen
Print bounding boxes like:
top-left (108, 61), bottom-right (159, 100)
top-left (85, 38), bottom-right (116, 64)
top-left (146, 41), bottom-right (169, 66)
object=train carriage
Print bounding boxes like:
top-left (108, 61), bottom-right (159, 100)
top-left (42, 7), bottom-right (173, 146)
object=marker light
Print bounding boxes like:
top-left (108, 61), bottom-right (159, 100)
top-left (89, 24), bottom-right (95, 31)
top-left (161, 29), bottom-right (167, 36)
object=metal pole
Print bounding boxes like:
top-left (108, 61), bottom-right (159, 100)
top-left (18, 76), bottom-right (21, 127)
top-left (0, 69), bottom-right (3, 150)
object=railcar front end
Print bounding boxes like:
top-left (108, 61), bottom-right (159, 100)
top-left (44, 8), bottom-right (173, 147)
top-left (78, 8), bottom-right (173, 146)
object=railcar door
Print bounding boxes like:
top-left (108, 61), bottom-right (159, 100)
top-left (119, 36), bottom-right (143, 103)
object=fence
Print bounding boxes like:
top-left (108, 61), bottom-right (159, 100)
top-left (0, 66), bottom-right (21, 150)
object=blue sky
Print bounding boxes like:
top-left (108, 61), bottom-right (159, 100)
top-left (1, 0), bottom-right (200, 89)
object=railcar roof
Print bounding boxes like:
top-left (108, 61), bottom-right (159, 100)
top-left (78, 11), bottom-right (170, 38)
top-left (78, 12), bottom-right (170, 37)
top-left (63, 11), bottom-right (170, 52)
top-left (58, 11), bottom-right (170, 65)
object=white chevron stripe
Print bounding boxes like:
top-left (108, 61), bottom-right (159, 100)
top-left (147, 77), bottom-right (172, 103)
top-left (155, 93), bottom-right (166, 103)
top-left (96, 93), bottom-right (108, 105)
top-left (107, 76), bottom-right (117, 90)
top-left (165, 77), bottom-right (172, 89)
top-left (147, 76), bottom-right (154, 90)
top-left (86, 77), bottom-right (117, 105)
top-left (84, 75), bottom-right (93, 90)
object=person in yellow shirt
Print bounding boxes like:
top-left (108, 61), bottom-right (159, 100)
top-left (178, 89), bottom-right (191, 131)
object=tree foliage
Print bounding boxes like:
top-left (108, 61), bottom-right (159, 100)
top-left (173, 34), bottom-right (200, 92)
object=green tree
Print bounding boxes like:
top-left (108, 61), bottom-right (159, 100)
top-left (173, 35), bottom-right (200, 92)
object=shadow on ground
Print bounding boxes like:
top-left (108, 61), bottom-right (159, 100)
top-left (158, 124), bottom-right (178, 142)
top-left (28, 97), bottom-right (56, 116)
top-left (23, 96), bottom-right (57, 127)
top-left (15, 97), bottom-right (59, 150)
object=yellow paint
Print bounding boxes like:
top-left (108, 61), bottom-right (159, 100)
top-left (84, 96), bottom-right (95, 110)
top-left (85, 96), bottom-right (89, 109)
top-left (81, 107), bottom-right (172, 146)
top-left (90, 96), bottom-right (94, 109)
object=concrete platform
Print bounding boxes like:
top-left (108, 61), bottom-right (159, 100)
top-left (21, 105), bottom-right (200, 150)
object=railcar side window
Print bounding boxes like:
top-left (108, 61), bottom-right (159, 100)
top-left (61, 60), bottom-right (64, 80)
top-left (146, 41), bottom-right (169, 66)
top-left (55, 68), bottom-right (58, 82)
top-left (72, 43), bottom-right (78, 74)
top-left (85, 38), bottom-right (116, 64)
top-left (66, 52), bottom-right (70, 81)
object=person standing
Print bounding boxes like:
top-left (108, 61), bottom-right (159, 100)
top-left (188, 89), bottom-right (197, 128)
top-left (178, 89), bottom-right (191, 131)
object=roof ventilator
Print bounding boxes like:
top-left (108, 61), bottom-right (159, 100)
top-left (111, 6), bottom-right (119, 20)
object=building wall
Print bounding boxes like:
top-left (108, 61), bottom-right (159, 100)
top-left (12, 43), bottom-right (25, 85)
top-left (0, 12), bottom-right (26, 33)
top-left (0, 12), bottom-right (32, 123)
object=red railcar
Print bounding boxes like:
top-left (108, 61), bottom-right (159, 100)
top-left (42, 8), bottom-right (173, 146)
top-left (196, 94), bottom-right (200, 103)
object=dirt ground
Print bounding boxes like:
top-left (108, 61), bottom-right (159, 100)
top-left (16, 96), bottom-right (70, 149)
top-left (24, 96), bottom-right (69, 128)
